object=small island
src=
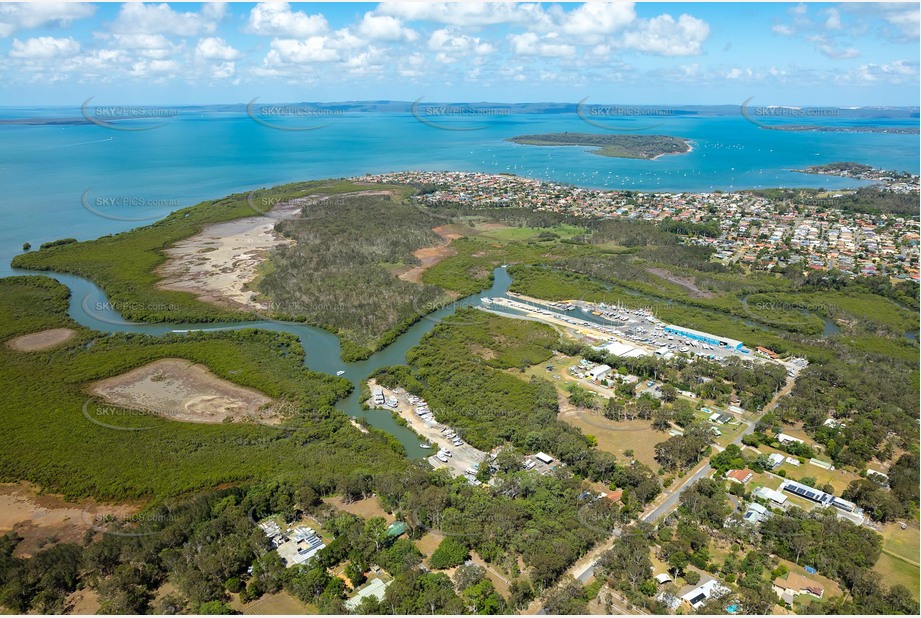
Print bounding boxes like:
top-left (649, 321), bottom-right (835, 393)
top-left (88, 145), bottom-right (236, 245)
top-left (795, 161), bottom-right (920, 185)
top-left (507, 132), bottom-right (691, 159)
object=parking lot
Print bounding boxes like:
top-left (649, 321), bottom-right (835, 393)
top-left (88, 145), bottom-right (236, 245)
top-left (488, 294), bottom-right (805, 375)
top-left (367, 382), bottom-right (487, 481)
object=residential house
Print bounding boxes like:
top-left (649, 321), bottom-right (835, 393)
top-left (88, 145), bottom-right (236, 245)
top-left (743, 502), bottom-right (769, 525)
top-left (773, 572), bottom-right (824, 600)
top-left (776, 433), bottom-right (804, 446)
top-left (726, 469), bottom-right (754, 484)
top-left (679, 573), bottom-right (728, 610)
top-left (767, 453), bottom-right (786, 469)
top-left (753, 486), bottom-right (788, 505)
top-left (345, 578), bottom-right (392, 611)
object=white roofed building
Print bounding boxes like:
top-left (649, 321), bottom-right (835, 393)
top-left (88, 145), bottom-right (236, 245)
top-left (588, 364), bottom-right (612, 380)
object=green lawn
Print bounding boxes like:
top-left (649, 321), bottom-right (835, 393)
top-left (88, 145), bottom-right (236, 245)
top-left (875, 521), bottom-right (921, 599)
top-left (475, 223), bottom-right (588, 243)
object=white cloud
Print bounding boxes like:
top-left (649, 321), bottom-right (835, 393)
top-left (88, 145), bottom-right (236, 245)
top-left (9, 35), bottom-right (79, 59)
top-left (195, 37), bottom-right (239, 61)
top-left (264, 37), bottom-right (340, 65)
top-left (109, 33), bottom-right (178, 60)
top-left (342, 46), bottom-right (388, 75)
top-left (73, 49), bottom-right (128, 74)
top-left (209, 62), bottom-right (235, 79)
top-left (552, 2), bottom-right (636, 36)
top-left (620, 14), bottom-right (710, 56)
top-left (824, 8), bottom-right (842, 30)
top-left (806, 34), bottom-right (859, 59)
top-left (872, 3), bottom-right (920, 38)
top-left (357, 13), bottom-right (416, 42)
top-left (883, 9), bottom-right (920, 38)
top-left (772, 24), bottom-right (794, 36)
top-left (398, 52), bottom-right (425, 77)
top-left (245, 2), bottom-right (328, 37)
top-left (110, 2), bottom-right (225, 36)
top-left (429, 28), bottom-right (494, 63)
top-left (375, 2), bottom-right (542, 27)
top-left (128, 58), bottom-right (180, 78)
top-left (0, 2), bottom-right (95, 38)
top-left (768, 65), bottom-right (787, 79)
top-left (853, 59), bottom-right (917, 83)
top-left (509, 32), bottom-right (575, 58)
top-left (820, 45), bottom-right (859, 59)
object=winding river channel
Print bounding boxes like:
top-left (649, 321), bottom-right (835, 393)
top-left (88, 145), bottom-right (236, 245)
top-left (13, 266), bottom-right (515, 459)
top-left (15, 261), bottom-right (893, 460)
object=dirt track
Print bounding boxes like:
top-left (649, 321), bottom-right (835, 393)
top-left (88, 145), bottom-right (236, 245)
top-left (646, 267), bottom-right (715, 298)
top-left (397, 225), bottom-right (462, 284)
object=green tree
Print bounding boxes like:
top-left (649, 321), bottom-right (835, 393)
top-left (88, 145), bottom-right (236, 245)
top-left (198, 601), bottom-right (235, 614)
top-left (542, 577), bottom-right (587, 615)
top-left (430, 537), bottom-right (470, 570)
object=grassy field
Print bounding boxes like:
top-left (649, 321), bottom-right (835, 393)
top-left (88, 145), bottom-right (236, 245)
top-left (323, 495), bottom-right (394, 523)
top-left (415, 531), bottom-right (445, 559)
top-left (474, 223), bottom-right (588, 243)
top-left (559, 412), bottom-right (663, 472)
top-left (520, 356), bottom-right (614, 396)
top-left (775, 557), bottom-right (843, 599)
top-left (231, 590), bottom-right (315, 615)
top-left (874, 522), bottom-right (921, 599)
top-left (772, 458), bottom-right (858, 495)
top-left (516, 355), bottom-right (665, 471)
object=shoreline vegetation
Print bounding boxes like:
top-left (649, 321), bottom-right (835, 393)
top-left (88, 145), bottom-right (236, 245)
top-left (11, 180), bottom-right (434, 361)
top-left (0, 275), bottom-right (414, 502)
top-left (0, 171), bottom-right (917, 615)
top-left (506, 132), bottom-right (691, 159)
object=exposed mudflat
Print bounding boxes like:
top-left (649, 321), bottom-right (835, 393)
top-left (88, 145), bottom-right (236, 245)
top-left (6, 328), bottom-right (76, 351)
top-left (156, 200), bottom-right (305, 311)
top-left (88, 358), bottom-right (276, 424)
top-left (0, 482), bottom-right (137, 558)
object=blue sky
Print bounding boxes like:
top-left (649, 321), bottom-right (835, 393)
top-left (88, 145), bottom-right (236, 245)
top-left (0, 2), bottom-right (918, 106)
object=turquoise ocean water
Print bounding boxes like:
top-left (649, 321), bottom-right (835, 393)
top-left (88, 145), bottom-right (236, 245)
top-left (1, 107), bottom-right (918, 272)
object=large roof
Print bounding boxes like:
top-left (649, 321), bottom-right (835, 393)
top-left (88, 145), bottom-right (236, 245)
top-left (345, 578), bottom-right (391, 610)
top-left (664, 324), bottom-right (743, 348)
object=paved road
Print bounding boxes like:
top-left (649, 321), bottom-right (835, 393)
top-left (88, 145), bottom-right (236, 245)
top-left (567, 374), bottom-right (797, 585)
top-left (534, 375), bottom-right (799, 613)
